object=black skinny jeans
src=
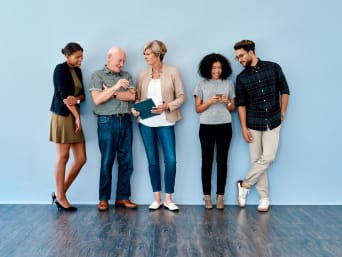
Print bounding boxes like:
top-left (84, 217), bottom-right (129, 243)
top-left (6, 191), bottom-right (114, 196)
top-left (199, 123), bottom-right (232, 195)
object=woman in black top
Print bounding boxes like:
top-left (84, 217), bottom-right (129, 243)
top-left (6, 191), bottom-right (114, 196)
top-left (49, 42), bottom-right (87, 211)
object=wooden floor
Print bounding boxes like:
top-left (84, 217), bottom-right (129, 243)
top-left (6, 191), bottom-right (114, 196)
top-left (0, 205), bottom-right (341, 257)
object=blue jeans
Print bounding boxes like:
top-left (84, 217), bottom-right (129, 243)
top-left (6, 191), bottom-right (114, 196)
top-left (97, 115), bottom-right (133, 201)
top-left (138, 124), bottom-right (176, 194)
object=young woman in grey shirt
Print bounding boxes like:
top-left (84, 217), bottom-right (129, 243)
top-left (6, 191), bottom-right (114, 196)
top-left (193, 53), bottom-right (235, 209)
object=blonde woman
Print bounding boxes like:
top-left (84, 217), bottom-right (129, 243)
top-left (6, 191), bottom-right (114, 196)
top-left (132, 40), bottom-right (185, 211)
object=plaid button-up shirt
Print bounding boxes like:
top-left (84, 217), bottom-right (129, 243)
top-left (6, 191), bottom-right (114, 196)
top-left (236, 59), bottom-right (290, 131)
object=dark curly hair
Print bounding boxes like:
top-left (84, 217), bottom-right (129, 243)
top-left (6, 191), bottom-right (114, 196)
top-left (198, 53), bottom-right (232, 80)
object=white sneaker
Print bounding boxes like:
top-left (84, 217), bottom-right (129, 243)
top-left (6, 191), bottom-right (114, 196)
top-left (149, 201), bottom-right (163, 210)
top-left (164, 202), bottom-right (179, 212)
top-left (237, 180), bottom-right (249, 208)
top-left (257, 198), bottom-right (270, 212)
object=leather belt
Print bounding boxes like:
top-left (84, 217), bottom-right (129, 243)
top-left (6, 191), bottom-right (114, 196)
top-left (112, 113), bottom-right (129, 117)
top-left (97, 113), bottom-right (130, 118)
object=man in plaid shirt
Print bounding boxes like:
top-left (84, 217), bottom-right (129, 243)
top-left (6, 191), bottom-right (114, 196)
top-left (234, 40), bottom-right (290, 212)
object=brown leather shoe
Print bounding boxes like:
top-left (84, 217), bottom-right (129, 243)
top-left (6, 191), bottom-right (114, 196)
top-left (115, 199), bottom-right (137, 209)
top-left (98, 200), bottom-right (109, 211)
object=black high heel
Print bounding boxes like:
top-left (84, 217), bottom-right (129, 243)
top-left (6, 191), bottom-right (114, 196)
top-left (54, 200), bottom-right (78, 212)
top-left (51, 192), bottom-right (56, 205)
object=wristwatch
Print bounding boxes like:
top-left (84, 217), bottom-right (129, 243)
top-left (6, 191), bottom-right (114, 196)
top-left (77, 99), bottom-right (80, 104)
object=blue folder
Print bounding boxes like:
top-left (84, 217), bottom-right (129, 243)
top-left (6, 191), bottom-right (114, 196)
top-left (133, 98), bottom-right (159, 119)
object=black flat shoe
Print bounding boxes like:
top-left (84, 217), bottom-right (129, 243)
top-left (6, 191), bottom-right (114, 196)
top-left (54, 200), bottom-right (77, 212)
top-left (51, 192), bottom-right (56, 205)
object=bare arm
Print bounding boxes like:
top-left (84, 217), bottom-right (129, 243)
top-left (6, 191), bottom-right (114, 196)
top-left (91, 79), bottom-right (131, 106)
top-left (221, 95), bottom-right (236, 112)
top-left (195, 94), bottom-right (235, 113)
top-left (280, 94), bottom-right (289, 122)
top-left (195, 95), bottom-right (219, 113)
top-left (237, 106), bottom-right (253, 143)
top-left (227, 98), bottom-right (236, 112)
top-left (63, 99), bottom-right (82, 133)
top-left (115, 88), bottom-right (136, 102)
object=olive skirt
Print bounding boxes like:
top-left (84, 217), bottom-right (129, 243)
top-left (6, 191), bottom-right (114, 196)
top-left (49, 113), bottom-right (85, 144)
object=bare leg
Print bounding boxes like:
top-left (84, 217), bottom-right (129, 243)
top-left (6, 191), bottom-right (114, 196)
top-left (154, 191), bottom-right (162, 204)
top-left (55, 143), bottom-right (72, 207)
top-left (64, 142), bottom-right (86, 192)
top-left (165, 193), bottom-right (173, 204)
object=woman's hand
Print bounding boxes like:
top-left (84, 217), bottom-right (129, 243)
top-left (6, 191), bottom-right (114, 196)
top-left (63, 96), bottom-right (78, 106)
top-left (75, 118), bottom-right (82, 134)
top-left (151, 103), bottom-right (168, 114)
top-left (221, 95), bottom-right (235, 111)
top-left (220, 95), bottom-right (229, 103)
top-left (208, 95), bottom-right (220, 105)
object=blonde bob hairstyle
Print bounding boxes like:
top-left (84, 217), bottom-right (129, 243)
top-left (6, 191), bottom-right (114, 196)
top-left (143, 40), bottom-right (167, 61)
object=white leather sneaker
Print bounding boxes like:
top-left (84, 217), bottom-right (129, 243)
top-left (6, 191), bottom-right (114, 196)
top-left (257, 198), bottom-right (270, 212)
top-left (149, 201), bottom-right (163, 210)
top-left (164, 202), bottom-right (179, 212)
top-left (237, 180), bottom-right (249, 208)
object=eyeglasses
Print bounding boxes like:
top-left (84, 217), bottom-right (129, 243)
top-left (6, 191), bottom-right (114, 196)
top-left (235, 52), bottom-right (248, 61)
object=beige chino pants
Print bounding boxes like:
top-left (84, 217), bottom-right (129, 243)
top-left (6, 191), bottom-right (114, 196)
top-left (244, 125), bottom-right (281, 199)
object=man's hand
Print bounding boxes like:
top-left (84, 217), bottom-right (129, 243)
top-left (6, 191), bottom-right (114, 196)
top-left (242, 127), bottom-right (253, 143)
top-left (114, 79), bottom-right (131, 90)
top-left (115, 88), bottom-right (136, 101)
top-left (131, 107), bottom-right (140, 117)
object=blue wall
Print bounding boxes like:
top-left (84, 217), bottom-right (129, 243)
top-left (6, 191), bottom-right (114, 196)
top-left (0, 0), bottom-right (341, 205)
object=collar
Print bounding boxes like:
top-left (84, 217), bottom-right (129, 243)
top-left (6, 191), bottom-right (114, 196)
top-left (245, 58), bottom-right (263, 71)
top-left (147, 63), bottom-right (165, 76)
top-left (103, 65), bottom-right (122, 76)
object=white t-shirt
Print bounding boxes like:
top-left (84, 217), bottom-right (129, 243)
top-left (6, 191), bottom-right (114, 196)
top-left (140, 79), bottom-right (175, 127)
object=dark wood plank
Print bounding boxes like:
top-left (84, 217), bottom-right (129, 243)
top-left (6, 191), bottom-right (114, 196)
top-left (0, 205), bottom-right (341, 257)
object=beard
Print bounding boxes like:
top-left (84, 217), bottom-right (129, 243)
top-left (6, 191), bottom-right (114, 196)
top-left (244, 58), bottom-right (253, 67)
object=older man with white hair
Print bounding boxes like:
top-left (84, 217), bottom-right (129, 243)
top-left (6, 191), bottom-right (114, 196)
top-left (89, 46), bottom-right (137, 211)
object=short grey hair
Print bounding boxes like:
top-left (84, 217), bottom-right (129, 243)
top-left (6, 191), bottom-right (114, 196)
top-left (107, 46), bottom-right (124, 56)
